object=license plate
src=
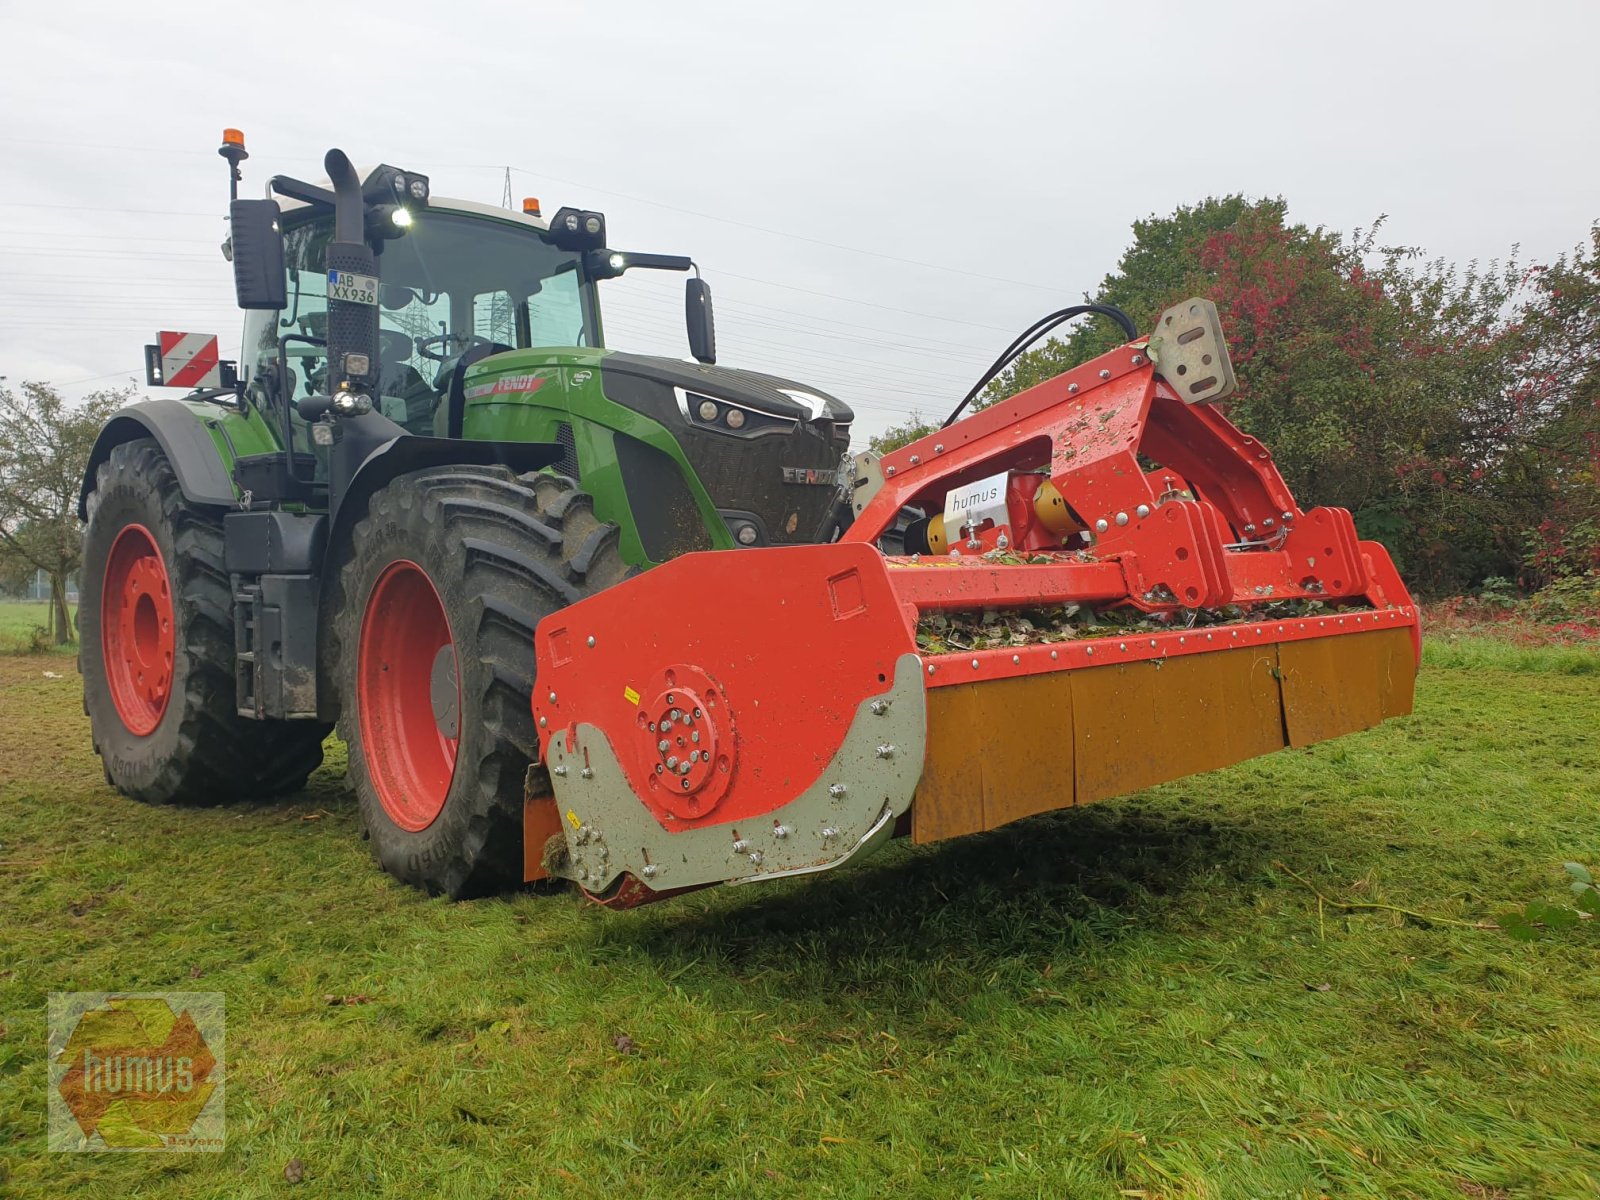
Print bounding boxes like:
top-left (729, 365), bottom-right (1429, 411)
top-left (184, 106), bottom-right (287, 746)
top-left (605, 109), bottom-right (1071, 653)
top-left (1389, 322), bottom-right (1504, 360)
top-left (327, 270), bottom-right (379, 305)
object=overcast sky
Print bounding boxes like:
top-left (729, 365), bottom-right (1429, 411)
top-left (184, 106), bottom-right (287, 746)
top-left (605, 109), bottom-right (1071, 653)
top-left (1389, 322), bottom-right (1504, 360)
top-left (2, 0), bottom-right (1596, 446)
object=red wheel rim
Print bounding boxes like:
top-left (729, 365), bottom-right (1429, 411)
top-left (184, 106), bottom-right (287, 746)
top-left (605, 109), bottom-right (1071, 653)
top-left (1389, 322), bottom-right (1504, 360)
top-left (357, 560), bottom-right (460, 832)
top-left (101, 524), bottom-right (176, 736)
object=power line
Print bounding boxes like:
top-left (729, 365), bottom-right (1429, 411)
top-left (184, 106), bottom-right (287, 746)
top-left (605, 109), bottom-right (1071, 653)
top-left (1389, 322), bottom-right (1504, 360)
top-left (501, 165), bottom-right (1067, 295)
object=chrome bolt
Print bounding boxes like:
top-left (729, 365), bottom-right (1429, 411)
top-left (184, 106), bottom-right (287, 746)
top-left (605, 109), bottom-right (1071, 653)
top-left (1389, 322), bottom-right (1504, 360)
top-left (870, 699), bottom-right (890, 715)
top-left (971, 658), bottom-right (980, 669)
top-left (688, 750), bottom-right (699, 763)
top-left (927, 664), bottom-right (937, 675)
top-left (642, 863), bottom-right (658, 879)
top-left (748, 850), bottom-right (764, 866)
top-left (581, 767), bottom-right (593, 780)
top-left (909, 455), bottom-right (920, 465)
top-left (553, 765), bottom-right (568, 777)
top-left (1068, 383), bottom-right (1080, 394)
top-left (575, 826), bottom-right (589, 844)
top-left (658, 739), bottom-right (669, 752)
top-left (828, 783), bottom-right (847, 798)
top-left (586, 635), bottom-right (596, 648)
top-left (1263, 517), bottom-right (1275, 529)
top-left (1282, 511), bottom-right (1294, 523)
top-left (1244, 523), bottom-right (1256, 535)
top-left (1115, 512), bottom-right (1129, 526)
top-left (596, 844), bottom-right (607, 859)
top-left (1095, 518), bottom-right (1109, 533)
top-left (996, 533), bottom-right (1009, 550)
top-left (548, 692), bottom-right (557, 704)
top-left (822, 826), bottom-right (840, 840)
top-left (539, 716), bottom-right (547, 728)
top-left (1136, 504), bottom-right (1151, 518)
top-left (886, 465), bottom-right (896, 476)
top-left (934, 443), bottom-right (945, 453)
top-left (1099, 369), bottom-right (1111, 379)
top-left (678, 761), bottom-right (691, 775)
top-left (732, 839), bottom-right (748, 853)
top-left (691, 730), bottom-right (701, 743)
top-left (669, 708), bottom-right (680, 722)
top-left (773, 824), bottom-right (790, 839)
top-left (1012, 654), bottom-right (1021, 665)
top-left (666, 755), bottom-right (678, 769)
top-left (1086, 646), bottom-right (1095, 656)
top-left (1131, 353), bottom-right (1145, 366)
top-left (875, 744), bottom-right (896, 759)
top-left (1050, 649), bottom-right (1058, 660)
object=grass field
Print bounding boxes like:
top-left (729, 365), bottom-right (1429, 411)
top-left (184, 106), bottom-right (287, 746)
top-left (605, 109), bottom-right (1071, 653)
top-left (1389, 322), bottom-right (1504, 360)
top-left (0, 603), bottom-right (73, 656)
top-left (1, 638), bottom-right (1597, 1198)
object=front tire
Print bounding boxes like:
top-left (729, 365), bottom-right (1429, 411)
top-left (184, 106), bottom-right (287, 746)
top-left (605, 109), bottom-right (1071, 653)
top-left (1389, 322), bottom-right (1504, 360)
top-left (329, 467), bottom-right (628, 898)
top-left (79, 438), bottom-right (329, 803)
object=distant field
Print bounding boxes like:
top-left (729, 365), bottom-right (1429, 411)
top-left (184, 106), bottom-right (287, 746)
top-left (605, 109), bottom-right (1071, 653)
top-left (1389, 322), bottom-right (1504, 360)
top-left (2, 634), bottom-right (1598, 1197)
top-left (0, 602), bottom-right (72, 654)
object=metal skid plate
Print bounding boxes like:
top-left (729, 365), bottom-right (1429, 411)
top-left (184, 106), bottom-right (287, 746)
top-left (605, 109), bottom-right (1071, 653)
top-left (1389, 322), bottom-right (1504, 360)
top-left (1148, 297), bottom-right (1237, 405)
top-left (547, 653), bottom-right (927, 894)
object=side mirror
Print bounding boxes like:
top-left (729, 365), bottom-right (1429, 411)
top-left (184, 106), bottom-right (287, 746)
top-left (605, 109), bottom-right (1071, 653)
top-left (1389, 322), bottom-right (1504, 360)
top-left (686, 277), bottom-right (716, 365)
top-left (229, 198), bottom-right (286, 310)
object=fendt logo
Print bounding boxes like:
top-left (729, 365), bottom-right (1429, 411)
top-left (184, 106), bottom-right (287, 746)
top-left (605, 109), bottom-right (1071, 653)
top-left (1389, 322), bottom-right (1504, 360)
top-left (48, 993), bottom-right (225, 1152)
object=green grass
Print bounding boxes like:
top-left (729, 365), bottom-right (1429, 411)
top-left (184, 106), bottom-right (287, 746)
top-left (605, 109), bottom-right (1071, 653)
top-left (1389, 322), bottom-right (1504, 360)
top-left (2, 641), bottom-right (1598, 1198)
top-left (0, 602), bottom-right (74, 655)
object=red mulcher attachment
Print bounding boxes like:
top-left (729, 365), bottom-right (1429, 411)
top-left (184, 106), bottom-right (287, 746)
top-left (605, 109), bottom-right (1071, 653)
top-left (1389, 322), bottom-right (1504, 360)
top-left (527, 299), bottom-right (1418, 904)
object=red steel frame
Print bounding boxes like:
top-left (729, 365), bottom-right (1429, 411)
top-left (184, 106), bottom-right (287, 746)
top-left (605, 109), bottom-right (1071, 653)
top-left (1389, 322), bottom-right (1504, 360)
top-left (532, 337), bottom-right (1419, 861)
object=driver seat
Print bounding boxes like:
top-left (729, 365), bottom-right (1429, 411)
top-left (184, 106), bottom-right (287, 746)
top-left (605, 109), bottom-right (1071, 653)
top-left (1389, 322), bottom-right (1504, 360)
top-left (377, 329), bottom-right (440, 434)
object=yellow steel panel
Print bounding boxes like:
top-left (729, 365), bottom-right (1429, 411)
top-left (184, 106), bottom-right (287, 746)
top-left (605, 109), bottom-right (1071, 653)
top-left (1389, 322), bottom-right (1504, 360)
top-left (915, 672), bottom-right (1076, 844)
top-left (915, 683), bottom-right (990, 843)
top-left (1071, 646), bottom-right (1285, 805)
top-left (913, 627), bottom-right (1414, 846)
top-left (1279, 626), bottom-right (1415, 747)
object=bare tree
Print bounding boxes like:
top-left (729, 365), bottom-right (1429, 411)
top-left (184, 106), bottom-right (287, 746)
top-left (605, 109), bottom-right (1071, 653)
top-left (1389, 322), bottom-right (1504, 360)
top-left (0, 381), bottom-right (132, 644)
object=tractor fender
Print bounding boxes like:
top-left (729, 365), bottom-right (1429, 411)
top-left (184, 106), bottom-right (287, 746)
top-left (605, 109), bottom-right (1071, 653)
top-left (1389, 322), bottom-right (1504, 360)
top-left (313, 432), bottom-right (565, 723)
top-left (323, 432), bottom-right (565, 572)
top-left (79, 401), bottom-right (238, 518)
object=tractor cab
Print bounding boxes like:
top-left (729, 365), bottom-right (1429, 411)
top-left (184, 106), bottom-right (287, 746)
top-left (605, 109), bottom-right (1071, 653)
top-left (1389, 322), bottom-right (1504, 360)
top-left (225, 151), bottom-right (853, 549)
top-left (241, 196), bottom-right (600, 439)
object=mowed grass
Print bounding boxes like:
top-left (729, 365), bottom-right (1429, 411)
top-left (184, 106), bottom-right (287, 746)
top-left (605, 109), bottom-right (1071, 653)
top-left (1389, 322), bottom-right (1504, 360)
top-left (1, 641), bottom-right (1598, 1199)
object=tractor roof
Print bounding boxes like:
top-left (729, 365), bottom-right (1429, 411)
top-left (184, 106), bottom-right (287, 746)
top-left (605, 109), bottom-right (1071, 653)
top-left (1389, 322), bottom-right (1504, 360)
top-left (271, 167), bottom-right (552, 233)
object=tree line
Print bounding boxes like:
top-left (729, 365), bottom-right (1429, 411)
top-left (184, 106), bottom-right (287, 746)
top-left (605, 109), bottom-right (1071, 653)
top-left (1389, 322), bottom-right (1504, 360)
top-left (872, 197), bottom-right (1600, 598)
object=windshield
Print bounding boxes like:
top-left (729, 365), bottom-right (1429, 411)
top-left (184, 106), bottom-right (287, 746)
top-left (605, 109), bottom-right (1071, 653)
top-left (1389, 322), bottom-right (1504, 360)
top-left (242, 209), bottom-right (600, 435)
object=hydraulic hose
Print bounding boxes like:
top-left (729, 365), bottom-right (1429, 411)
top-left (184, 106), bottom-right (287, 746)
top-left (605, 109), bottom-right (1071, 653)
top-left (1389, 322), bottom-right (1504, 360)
top-left (940, 303), bottom-right (1138, 428)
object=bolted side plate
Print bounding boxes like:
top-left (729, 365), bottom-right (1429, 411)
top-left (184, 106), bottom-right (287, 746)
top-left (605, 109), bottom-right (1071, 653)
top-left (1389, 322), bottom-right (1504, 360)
top-left (546, 653), bottom-right (927, 894)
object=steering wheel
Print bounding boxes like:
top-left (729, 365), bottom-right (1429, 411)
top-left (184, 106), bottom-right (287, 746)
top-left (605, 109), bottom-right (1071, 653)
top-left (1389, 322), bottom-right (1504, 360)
top-left (415, 332), bottom-right (492, 363)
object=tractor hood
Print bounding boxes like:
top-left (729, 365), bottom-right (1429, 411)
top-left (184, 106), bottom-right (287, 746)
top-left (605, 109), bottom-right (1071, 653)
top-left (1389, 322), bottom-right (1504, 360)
top-left (600, 352), bottom-right (854, 431)
top-left (587, 351), bottom-right (854, 549)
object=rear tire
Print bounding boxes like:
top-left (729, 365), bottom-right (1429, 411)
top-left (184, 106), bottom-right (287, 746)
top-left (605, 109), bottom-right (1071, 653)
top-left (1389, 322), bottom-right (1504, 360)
top-left (328, 467), bottom-right (629, 898)
top-left (79, 438), bottom-right (330, 803)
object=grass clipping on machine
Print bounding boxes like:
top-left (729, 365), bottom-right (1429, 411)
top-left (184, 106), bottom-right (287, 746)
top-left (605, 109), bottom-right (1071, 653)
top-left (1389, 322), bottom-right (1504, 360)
top-left (915, 597), bottom-right (1360, 654)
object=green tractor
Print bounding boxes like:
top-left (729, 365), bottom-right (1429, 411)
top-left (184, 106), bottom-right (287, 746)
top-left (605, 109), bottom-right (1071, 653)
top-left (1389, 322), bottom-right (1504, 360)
top-left (81, 131), bottom-right (1419, 907)
top-left (80, 133), bottom-right (852, 897)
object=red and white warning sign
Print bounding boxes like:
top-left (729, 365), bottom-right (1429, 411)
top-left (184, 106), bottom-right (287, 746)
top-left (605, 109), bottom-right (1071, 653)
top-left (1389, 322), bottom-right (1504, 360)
top-left (155, 331), bottom-right (221, 389)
